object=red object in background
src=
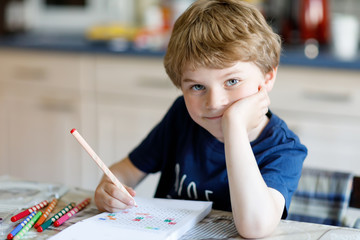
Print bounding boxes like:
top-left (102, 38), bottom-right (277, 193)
top-left (299, 0), bottom-right (330, 44)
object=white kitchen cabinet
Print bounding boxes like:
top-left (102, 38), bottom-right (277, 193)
top-left (0, 49), bottom-right (96, 187)
top-left (270, 66), bottom-right (360, 175)
top-left (0, 49), bottom-right (179, 193)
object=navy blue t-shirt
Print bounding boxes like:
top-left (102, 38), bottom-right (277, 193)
top-left (129, 96), bottom-right (307, 218)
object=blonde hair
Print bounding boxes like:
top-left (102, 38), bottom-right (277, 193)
top-left (164, 0), bottom-right (281, 88)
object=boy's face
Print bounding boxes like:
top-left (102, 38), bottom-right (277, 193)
top-left (180, 61), bottom-right (275, 142)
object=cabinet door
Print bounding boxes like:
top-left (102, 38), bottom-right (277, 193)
top-left (0, 49), bottom-right (89, 187)
top-left (4, 91), bottom-right (82, 186)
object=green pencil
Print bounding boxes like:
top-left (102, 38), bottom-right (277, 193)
top-left (37, 202), bottom-right (75, 232)
top-left (13, 211), bottom-right (42, 240)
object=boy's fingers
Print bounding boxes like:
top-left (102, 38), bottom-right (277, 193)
top-left (103, 182), bottom-right (135, 208)
top-left (125, 186), bottom-right (137, 197)
top-left (103, 195), bottom-right (130, 212)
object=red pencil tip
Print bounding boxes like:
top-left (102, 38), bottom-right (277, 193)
top-left (10, 217), bottom-right (17, 222)
top-left (34, 223), bottom-right (39, 228)
top-left (54, 221), bottom-right (60, 227)
top-left (70, 128), bottom-right (76, 134)
top-left (7, 233), bottom-right (13, 239)
top-left (37, 226), bottom-right (43, 232)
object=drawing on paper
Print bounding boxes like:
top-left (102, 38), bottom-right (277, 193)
top-left (48, 197), bottom-right (213, 240)
top-left (96, 205), bottom-right (192, 232)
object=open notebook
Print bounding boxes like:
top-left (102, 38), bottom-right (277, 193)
top-left (49, 197), bottom-right (212, 240)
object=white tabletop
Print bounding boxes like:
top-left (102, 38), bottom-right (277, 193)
top-left (1, 185), bottom-right (359, 240)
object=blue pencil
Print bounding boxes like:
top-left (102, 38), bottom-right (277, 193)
top-left (7, 212), bottom-right (36, 240)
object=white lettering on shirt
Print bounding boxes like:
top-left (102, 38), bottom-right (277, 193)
top-left (178, 174), bottom-right (187, 196)
top-left (174, 163), bottom-right (213, 201)
top-left (205, 190), bottom-right (213, 201)
top-left (187, 182), bottom-right (198, 199)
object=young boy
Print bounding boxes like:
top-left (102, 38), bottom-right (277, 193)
top-left (94, 0), bottom-right (307, 238)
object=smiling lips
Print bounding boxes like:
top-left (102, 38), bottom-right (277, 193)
top-left (206, 115), bottom-right (223, 120)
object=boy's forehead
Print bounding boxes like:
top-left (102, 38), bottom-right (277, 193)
top-left (182, 61), bottom-right (257, 74)
top-left (181, 61), bottom-right (261, 81)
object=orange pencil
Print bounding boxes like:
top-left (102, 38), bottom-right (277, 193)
top-left (34, 198), bottom-right (58, 229)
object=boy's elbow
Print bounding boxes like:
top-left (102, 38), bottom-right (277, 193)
top-left (234, 217), bottom-right (279, 239)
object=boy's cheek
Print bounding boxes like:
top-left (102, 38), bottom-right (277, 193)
top-left (232, 87), bottom-right (259, 102)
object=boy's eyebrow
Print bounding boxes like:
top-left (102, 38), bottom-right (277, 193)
top-left (182, 78), bottom-right (197, 83)
top-left (222, 69), bottom-right (244, 77)
top-left (181, 69), bottom-right (244, 83)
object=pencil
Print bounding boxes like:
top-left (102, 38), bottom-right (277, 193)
top-left (34, 198), bottom-right (58, 228)
top-left (70, 128), bottom-right (136, 206)
top-left (13, 211), bottom-right (42, 240)
top-left (7, 212), bottom-right (36, 240)
top-left (53, 198), bottom-right (91, 227)
top-left (37, 202), bottom-right (75, 232)
top-left (11, 200), bottom-right (48, 222)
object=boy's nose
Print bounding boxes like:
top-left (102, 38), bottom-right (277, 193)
top-left (205, 90), bottom-right (227, 110)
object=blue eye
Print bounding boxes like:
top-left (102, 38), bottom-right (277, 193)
top-left (192, 84), bottom-right (205, 91)
top-left (226, 79), bottom-right (239, 86)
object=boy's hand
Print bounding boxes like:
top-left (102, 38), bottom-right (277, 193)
top-left (94, 177), bottom-right (136, 213)
top-left (222, 86), bottom-right (270, 135)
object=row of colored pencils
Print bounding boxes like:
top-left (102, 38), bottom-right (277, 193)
top-left (7, 198), bottom-right (91, 240)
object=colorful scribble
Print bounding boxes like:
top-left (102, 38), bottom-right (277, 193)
top-left (94, 203), bottom-right (191, 232)
top-left (133, 216), bottom-right (144, 221)
top-left (145, 226), bottom-right (160, 230)
top-left (164, 218), bottom-right (177, 225)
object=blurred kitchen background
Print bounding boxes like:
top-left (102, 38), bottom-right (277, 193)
top-left (0, 0), bottom-right (359, 199)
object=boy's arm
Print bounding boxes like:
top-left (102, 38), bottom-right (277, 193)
top-left (222, 88), bottom-right (284, 238)
top-left (94, 157), bottom-right (146, 212)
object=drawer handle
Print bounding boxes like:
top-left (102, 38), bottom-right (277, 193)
top-left (302, 90), bottom-right (351, 103)
top-left (40, 98), bottom-right (75, 113)
top-left (13, 66), bottom-right (47, 81)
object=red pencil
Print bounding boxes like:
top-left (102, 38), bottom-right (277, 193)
top-left (11, 200), bottom-right (49, 222)
top-left (53, 198), bottom-right (91, 227)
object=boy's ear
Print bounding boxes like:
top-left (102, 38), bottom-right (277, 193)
top-left (263, 67), bottom-right (278, 92)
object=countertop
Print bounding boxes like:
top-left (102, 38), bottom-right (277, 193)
top-left (0, 32), bottom-right (360, 70)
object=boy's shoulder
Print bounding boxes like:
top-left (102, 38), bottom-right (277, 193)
top-left (264, 112), bottom-right (295, 138)
top-left (163, 95), bottom-right (192, 128)
top-left (253, 111), bottom-right (307, 153)
top-left (169, 95), bottom-right (187, 116)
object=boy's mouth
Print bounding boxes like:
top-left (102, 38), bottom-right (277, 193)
top-left (205, 115), bottom-right (223, 120)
